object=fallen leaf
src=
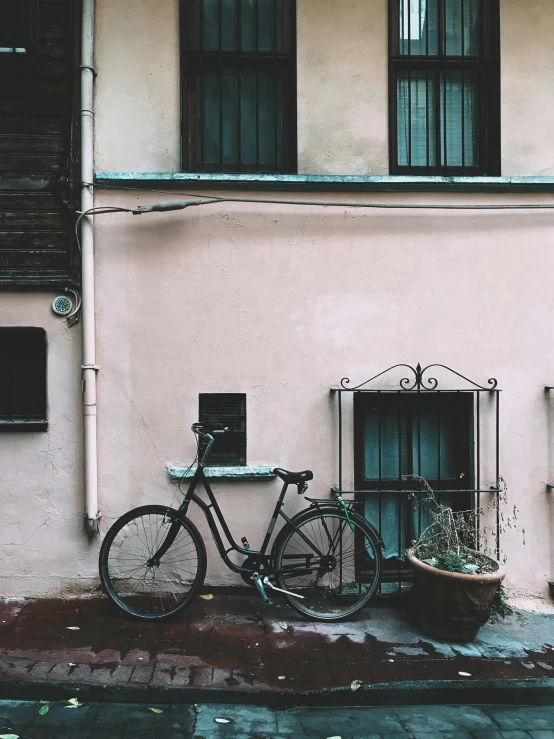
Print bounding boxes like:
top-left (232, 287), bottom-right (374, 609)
top-left (458, 671), bottom-right (472, 677)
top-left (200, 594), bottom-right (214, 600)
top-left (66, 626), bottom-right (80, 631)
top-left (214, 718), bottom-right (231, 724)
top-left (351, 680), bottom-right (363, 691)
top-left (68, 663), bottom-right (76, 667)
top-left (148, 708), bottom-right (163, 714)
top-left (328, 609), bottom-right (342, 614)
top-left (326, 736), bottom-right (342, 739)
top-left (0, 734), bottom-right (19, 739)
top-left (278, 676), bottom-right (286, 680)
top-left (38, 706), bottom-right (49, 716)
top-left (279, 622), bottom-right (289, 630)
top-left (64, 698), bottom-right (82, 709)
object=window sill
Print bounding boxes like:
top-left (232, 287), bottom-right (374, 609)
top-left (0, 420), bottom-right (48, 431)
top-left (96, 172), bottom-right (554, 193)
top-left (167, 465), bottom-right (276, 481)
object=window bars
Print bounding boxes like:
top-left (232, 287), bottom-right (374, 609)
top-left (180, 0), bottom-right (297, 174)
top-left (388, 0), bottom-right (500, 176)
top-left (331, 363), bottom-right (501, 596)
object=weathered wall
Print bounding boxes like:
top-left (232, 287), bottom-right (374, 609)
top-left (296, 0), bottom-right (389, 175)
top-left (501, 0), bottom-right (554, 176)
top-left (2, 0), bottom-right (554, 603)
top-left (0, 294), bottom-right (88, 595)
top-left (94, 189), bottom-right (554, 604)
top-left (94, 0), bottom-right (181, 172)
top-left (95, 0), bottom-right (554, 177)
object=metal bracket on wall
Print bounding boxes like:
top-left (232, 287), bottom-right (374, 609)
top-left (545, 386), bottom-right (554, 489)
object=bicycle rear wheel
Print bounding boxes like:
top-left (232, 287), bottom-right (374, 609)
top-left (99, 505), bottom-right (206, 620)
top-left (273, 508), bottom-right (382, 621)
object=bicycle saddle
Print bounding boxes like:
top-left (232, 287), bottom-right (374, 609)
top-left (273, 468), bottom-right (314, 484)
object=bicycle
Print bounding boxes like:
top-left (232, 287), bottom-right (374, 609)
top-left (99, 423), bottom-right (383, 622)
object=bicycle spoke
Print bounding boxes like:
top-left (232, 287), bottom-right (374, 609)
top-left (101, 508), bottom-right (204, 618)
top-left (276, 511), bottom-right (381, 620)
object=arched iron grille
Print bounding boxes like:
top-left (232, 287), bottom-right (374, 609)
top-left (331, 363), bottom-right (501, 596)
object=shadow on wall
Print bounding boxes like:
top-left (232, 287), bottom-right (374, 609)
top-left (99, 206), bottom-right (554, 250)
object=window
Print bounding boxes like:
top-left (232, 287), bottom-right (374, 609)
top-left (388, 0), bottom-right (500, 175)
top-left (0, 328), bottom-right (47, 430)
top-left (354, 392), bottom-right (472, 559)
top-left (180, 0), bottom-right (297, 173)
top-left (0, 0), bottom-right (36, 54)
top-left (199, 393), bottom-right (246, 465)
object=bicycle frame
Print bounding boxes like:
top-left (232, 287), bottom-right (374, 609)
top-left (145, 433), bottom-right (339, 578)
top-left (176, 465), bottom-right (327, 576)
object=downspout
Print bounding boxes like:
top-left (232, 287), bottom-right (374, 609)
top-left (81, 0), bottom-right (100, 534)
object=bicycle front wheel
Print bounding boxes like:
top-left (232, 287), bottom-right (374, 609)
top-left (99, 505), bottom-right (206, 620)
top-left (273, 508), bottom-right (382, 621)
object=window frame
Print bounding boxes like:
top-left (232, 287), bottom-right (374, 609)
top-left (354, 391), bottom-right (473, 492)
top-left (0, 0), bottom-right (38, 55)
top-left (354, 391), bottom-right (474, 569)
top-left (0, 327), bottom-right (47, 431)
top-left (198, 392), bottom-right (247, 466)
top-left (388, 0), bottom-right (501, 177)
top-left (180, 0), bottom-right (298, 174)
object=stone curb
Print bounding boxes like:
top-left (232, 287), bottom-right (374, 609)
top-left (0, 677), bottom-right (552, 708)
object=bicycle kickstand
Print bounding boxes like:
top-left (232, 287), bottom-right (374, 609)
top-left (251, 572), bottom-right (273, 609)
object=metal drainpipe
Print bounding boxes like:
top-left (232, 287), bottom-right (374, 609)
top-left (81, 0), bottom-right (100, 534)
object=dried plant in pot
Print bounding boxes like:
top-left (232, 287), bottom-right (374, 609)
top-left (405, 476), bottom-right (507, 643)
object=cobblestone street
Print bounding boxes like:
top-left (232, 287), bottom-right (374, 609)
top-left (0, 700), bottom-right (554, 738)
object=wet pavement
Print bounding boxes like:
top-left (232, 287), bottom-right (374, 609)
top-left (0, 700), bottom-right (553, 738)
top-left (0, 593), bottom-right (551, 703)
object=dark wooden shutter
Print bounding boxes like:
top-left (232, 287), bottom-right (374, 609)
top-left (199, 393), bottom-right (247, 466)
top-left (0, 0), bottom-right (80, 287)
top-left (0, 327), bottom-right (47, 430)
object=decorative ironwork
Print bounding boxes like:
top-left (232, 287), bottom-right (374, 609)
top-left (340, 363), bottom-right (498, 392)
top-left (331, 362), bottom-right (502, 598)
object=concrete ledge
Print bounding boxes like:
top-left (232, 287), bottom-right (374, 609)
top-left (0, 677), bottom-right (553, 709)
top-left (96, 172), bottom-right (554, 193)
top-left (167, 465), bottom-right (276, 481)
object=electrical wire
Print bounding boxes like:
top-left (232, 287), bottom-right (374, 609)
top-left (74, 206), bottom-right (133, 253)
top-left (167, 433), bottom-right (201, 510)
top-left (177, 449), bottom-right (199, 497)
top-left (87, 181), bottom-right (554, 211)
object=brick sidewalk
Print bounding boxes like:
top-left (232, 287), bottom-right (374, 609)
top-left (0, 593), bottom-right (552, 703)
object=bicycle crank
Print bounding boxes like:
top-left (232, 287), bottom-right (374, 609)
top-left (251, 572), bottom-right (273, 609)
top-left (262, 576), bottom-right (305, 599)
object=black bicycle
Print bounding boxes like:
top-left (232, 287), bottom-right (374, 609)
top-left (99, 423), bottom-right (383, 622)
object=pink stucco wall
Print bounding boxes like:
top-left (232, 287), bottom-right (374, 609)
top-left (92, 189), bottom-right (554, 606)
top-left (1, 0), bottom-right (553, 606)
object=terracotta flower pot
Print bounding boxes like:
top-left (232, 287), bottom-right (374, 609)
top-left (406, 549), bottom-right (506, 643)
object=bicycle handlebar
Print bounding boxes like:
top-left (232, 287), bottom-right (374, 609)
top-left (192, 422), bottom-right (230, 436)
